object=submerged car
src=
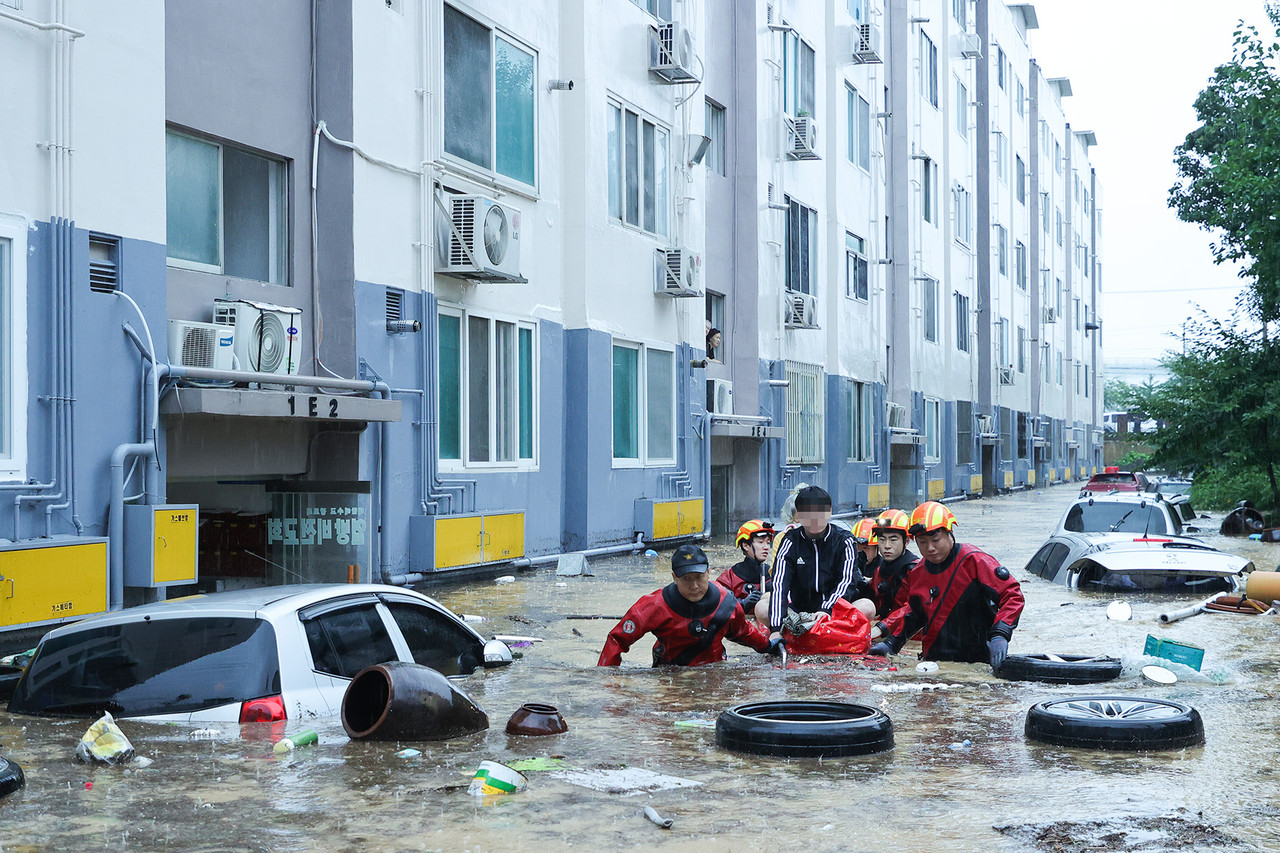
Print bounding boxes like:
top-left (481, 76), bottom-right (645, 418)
top-left (7, 584), bottom-right (512, 723)
top-left (1079, 467), bottom-right (1153, 497)
top-left (1055, 493), bottom-right (1199, 538)
top-left (1025, 532), bottom-right (1252, 594)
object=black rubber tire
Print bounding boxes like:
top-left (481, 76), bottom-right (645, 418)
top-left (0, 665), bottom-right (23, 703)
top-left (716, 700), bottom-right (893, 758)
top-left (1025, 695), bottom-right (1203, 751)
top-left (0, 756), bottom-right (24, 798)
top-left (997, 654), bottom-right (1122, 685)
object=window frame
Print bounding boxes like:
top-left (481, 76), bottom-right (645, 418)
top-left (954, 77), bottom-right (968, 139)
top-left (785, 195), bottom-right (818, 295)
top-left (953, 183), bottom-right (972, 246)
top-left (845, 232), bottom-right (869, 301)
top-left (849, 381), bottom-right (874, 463)
top-left (705, 98), bottom-right (727, 178)
top-left (921, 157), bottom-right (938, 225)
top-left (607, 97), bottom-right (671, 237)
top-left (785, 360), bottom-right (825, 465)
top-left (996, 224), bottom-right (1008, 276)
top-left (954, 291), bottom-right (970, 353)
top-left (611, 340), bottom-right (676, 467)
top-left (846, 84), bottom-right (871, 172)
top-left (0, 215), bottom-right (28, 481)
top-left (783, 29), bottom-right (817, 119)
top-left (922, 275), bottom-right (939, 343)
top-left (924, 397), bottom-right (941, 463)
top-left (1015, 240), bottom-right (1027, 290)
top-left (437, 305), bottom-right (540, 471)
top-left (921, 31), bottom-right (939, 108)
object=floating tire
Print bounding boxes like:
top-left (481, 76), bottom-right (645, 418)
top-left (0, 756), bottom-right (24, 798)
top-left (1025, 695), bottom-right (1203, 751)
top-left (997, 654), bottom-right (1122, 685)
top-left (0, 665), bottom-right (22, 702)
top-left (716, 700), bottom-right (893, 758)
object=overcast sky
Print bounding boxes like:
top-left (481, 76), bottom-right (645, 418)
top-left (1028, 0), bottom-right (1270, 369)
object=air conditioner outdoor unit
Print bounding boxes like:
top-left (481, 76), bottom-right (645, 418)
top-left (960, 31), bottom-right (983, 59)
top-left (853, 23), bottom-right (883, 64)
top-left (887, 402), bottom-right (908, 429)
top-left (998, 366), bottom-right (1015, 385)
top-left (168, 319), bottom-right (235, 371)
top-left (976, 414), bottom-right (996, 435)
top-left (436, 192), bottom-right (526, 283)
top-left (707, 379), bottom-right (734, 415)
top-left (650, 21), bottom-right (700, 83)
top-left (783, 291), bottom-right (819, 329)
top-left (213, 299), bottom-right (302, 376)
top-left (654, 247), bottom-right (703, 297)
top-left (1043, 306), bottom-right (1058, 324)
top-left (787, 116), bottom-right (820, 161)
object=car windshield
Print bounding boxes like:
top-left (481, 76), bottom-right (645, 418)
top-left (1078, 570), bottom-right (1235, 594)
top-left (9, 617), bottom-right (280, 717)
top-left (1064, 502), bottom-right (1175, 535)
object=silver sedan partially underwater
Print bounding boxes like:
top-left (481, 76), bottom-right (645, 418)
top-left (1024, 532), bottom-right (1253, 594)
top-left (6, 584), bottom-right (513, 723)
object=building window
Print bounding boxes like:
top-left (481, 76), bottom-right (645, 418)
top-left (1015, 154), bottom-right (1026, 203)
top-left (995, 132), bottom-right (1007, 183)
top-left (953, 184), bottom-right (971, 244)
top-left (848, 0), bottom-right (865, 25)
top-left (957, 400), bottom-right (973, 465)
top-left (921, 157), bottom-right (937, 224)
top-left (997, 317), bottom-right (1010, 369)
top-left (996, 45), bottom-right (1006, 90)
top-left (785, 361), bottom-right (824, 465)
top-left (1017, 412), bottom-right (1029, 458)
top-left (846, 86), bottom-right (871, 170)
top-left (924, 398), bottom-right (941, 462)
top-left (438, 310), bottom-right (538, 467)
top-left (850, 381), bottom-right (873, 462)
top-left (1056, 277), bottom-right (1064, 316)
top-left (166, 130), bottom-right (288, 284)
top-left (784, 31), bottom-right (816, 119)
top-left (607, 100), bottom-right (669, 236)
top-left (630, 0), bottom-right (671, 19)
top-left (786, 197), bottom-right (817, 294)
top-left (922, 276), bottom-right (939, 343)
top-left (921, 32), bottom-right (938, 108)
top-left (1056, 350), bottom-right (1063, 385)
top-left (1075, 297), bottom-right (1082, 330)
top-left (443, 5), bottom-right (536, 186)
top-left (1015, 241), bottom-right (1027, 290)
top-left (1016, 78), bottom-right (1025, 117)
top-left (1017, 325), bottom-right (1026, 373)
top-left (955, 78), bottom-right (968, 139)
top-left (1054, 139), bottom-right (1063, 174)
top-left (996, 224), bottom-right (1007, 276)
top-left (954, 291), bottom-right (970, 353)
top-left (1055, 207), bottom-right (1063, 247)
top-left (0, 219), bottom-right (27, 480)
top-left (845, 232), bottom-right (868, 300)
top-left (612, 342), bottom-right (675, 465)
top-left (952, 0), bottom-right (966, 28)
top-left (705, 99), bottom-right (726, 177)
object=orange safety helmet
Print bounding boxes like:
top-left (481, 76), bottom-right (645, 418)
top-left (735, 519), bottom-right (775, 547)
top-left (908, 501), bottom-right (957, 536)
top-left (851, 518), bottom-right (879, 545)
top-left (874, 508), bottom-right (913, 539)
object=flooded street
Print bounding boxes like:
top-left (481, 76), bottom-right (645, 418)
top-left (4, 485), bottom-right (1280, 852)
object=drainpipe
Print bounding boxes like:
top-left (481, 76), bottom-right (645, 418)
top-left (388, 533), bottom-right (649, 586)
top-left (108, 442), bottom-right (154, 609)
top-left (701, 410), bottom-right (712, 537)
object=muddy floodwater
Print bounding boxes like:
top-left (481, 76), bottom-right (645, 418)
top-left (4, 486), bottom-right (1280, 852)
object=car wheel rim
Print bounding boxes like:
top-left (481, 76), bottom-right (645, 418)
top-left (1053, 699), bottom-right (1183, 721)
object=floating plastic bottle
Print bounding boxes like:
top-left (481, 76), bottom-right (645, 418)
top-left (273, 730), bottom-right (319, 754)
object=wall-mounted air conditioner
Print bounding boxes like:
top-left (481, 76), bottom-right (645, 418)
top-left (707, 379), bottom-right (734, 415)
top-left (168, 320), bottom-right (235, 371)
top-left (654, 247), bottom-right (703, 297)
top-left (1043, 306), bottom-right (1058, 324)
top-left (783, 291), bottom-right (819, 329)
top-left (650, 21), bottom-right (700, 83)
top-left (213, 299), bottom-right (302, 376)
top-left (976, 414), bottom-right (996, 436)
top-left (960, 32), bottom-right (983, 59)
top-left (853, 23), bottom-right (883, 64)
top-left (435, 192), bottom-right (526, 283)
top-left (887, 402), bottom-right (908, 429)
top-left (787, 116), bottom-right (820, 161)
top-left (998, 366), bottom-right (1015, 385)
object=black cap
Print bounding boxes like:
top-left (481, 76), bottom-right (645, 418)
top-left (794, 485), bottom-right (832, 511)
top-left (671, 544), bottom-right (710, 576)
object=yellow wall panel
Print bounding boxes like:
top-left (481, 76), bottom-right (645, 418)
top-left (1004, 471), bottom-right (1014, 488)
top-left (652, 500), bottom-right (682, 539)
top-left (1027, 470), bottom-right (1036, 486)
top-left (484, 513), bottom-right (525, 561)
top-left (927, 479), bottom-right (945, 500)
top-left (969, 475), bottom-right (983, 494)
top-left (153, 507), bottom-right (198, 584)
top-left (0, 542), bottom-right (107, 628)
top-left (436, 516), bottom-right (484, 568)
top-left (866, 484), bottom-right (890, 508)
top-left (679, 499), bottom-right (704, 535)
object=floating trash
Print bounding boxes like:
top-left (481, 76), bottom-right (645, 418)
top-left (495, 576), bottom-right (517, 584)
top-left (509, 756), bottom-right (571, 772)
top-left (915, 661), bottom-right (939, 673)
top-left (273, 730), bottom-right (319, 754)
top-left (395, 748), bottom-right (422, 759)
top-left (468, 760), bottom-right (528, 796)
top-left (644, 549), bottom-right (658, 557)
top-left (551, 766), bottom-right (702, 795)
top-left (462, 614), bottom-right (486, 624)
top-left (1106, 600), bottom-right (1133, 621)
top-left (644, 806), bottom-right (674, 829)
top-left (948, 739), bottom-right (973, 750)
top-left (673, 719), bottom-right (716, 729)
top-left (1142, 665), bottom-right (1178, 686)
top-left (556, 553), bottom-right (588, 576)
top-left (75, 712), bottom-right (135, 765)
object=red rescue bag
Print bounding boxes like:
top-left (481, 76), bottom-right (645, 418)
top-left (784, 598), bottom-right (871, 655)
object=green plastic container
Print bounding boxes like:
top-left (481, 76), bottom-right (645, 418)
top-left (273, 730), bottom-right (319, 753)
top-left (1144, 634), bottom-right (1205, 671)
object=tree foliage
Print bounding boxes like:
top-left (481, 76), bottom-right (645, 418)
top-left (1141, 312), bottom-right (1280, 513)
top-left (1169, 4), bottom-right (1280, 323)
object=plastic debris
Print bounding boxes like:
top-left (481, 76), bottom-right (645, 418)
top-left (556, 553), bottom-right (588, 576)
top-left (555, 582), bottom-right (568, 588)
top-left (189, 728), bottom-right (220, 740)
top-left (493, 634), bottom-right (542, 644)
top-left (75, 712), bottom-right (136, 765)
top-left (273, 730), bottom-right (319, 754)
top-left (1142, 665), bottom-right (1178, 685)
top-left (948, 739), bottom-right (973, 750)
top-left (871, 683), bottom-right (965, 693)
top-left (395, 748), bottom-right (422, 758)
top-left (1106, 600), bottom-right (1133, 621)
top-left (915, 661), bottom-right (939, 673)
top-left (551, 767), bottom-right (702, 795)
top-left (673, 719), bottom-right (717, 729)
top-left (132, 756), bottom-right (154, 768)
top-left (644, 549), bottom-right (658, 557)
top-left (644, 806), bottom-right (674, 829)
top-left (508, 756), bottom-right (572, 772)
top-left (462, 614), bottom-right (486, 624)
top-left (468, 760), bottom-right (528, 796)
top-left (495, 575), bottom-right (517, 584)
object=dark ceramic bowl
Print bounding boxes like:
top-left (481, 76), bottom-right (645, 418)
top-left (506, 702), bottom-right (568, 736)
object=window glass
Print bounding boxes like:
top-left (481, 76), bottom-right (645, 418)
top-left (851, 381), bottom-right (873, 461)
top-left (1064, 502), bottom-right (1170, 535)
top-left (922, 276), bottom-right (938, 342)
top-left (642, 121), bottom-right (656, 232)
top-left (786, 198), bottom-right (816, 294)
top-left (443, 6), bottom-right (492, 170)
top-left (495, 320), bottom-right (517, 462)
top-left (955, 79), bottom-right (967, 138)
top-left (655, 127), bottom-right (669, 236)
top-left (784, 32), bottom-right (816, 117)
top-left (955, 292), bottom-right (969, 352)
top-left (166, 132), bottom-right (221, 268)
top-left (922, 158), bottom-right (936, 224)
top-left (495, 37), bottom-right (535, 185)
top-left (612, 345), bottom-right (639, 460)
top-left (10, 617), bottom-right (280, 717)
top-left (706, 100), bottom-right (726, 177)
top-left (385, 600), bottom-right (482, 676)
top-left (439, 314), bottom-right (462, 459)
top-left (646, 349), bottom-right (674, 460)
top-left (1025, 541), bottom-right (1069, 579)
top-left (785, 361), bottom-right (824, 464)
top-left (956, 400), bottom-right (973, 465)
top-left (624, 111), bottom-right (640, 225)
top-left (924, 399), bottom-right (940, 461)
top-left (223, 147), bottom-right (284, 283)
top-left (848, 0), bottom-right (865, 24)
top-left (607, 104), bottom-right (622, 221)
top-left (921, 32), bottom-right (938, 107)
top-left (468, 316), bottom-right (490, 463)
top-left (518, 326), bottom-right (534, 459)
top-left (304, 604), bottom-right (398, 678)
top-left (1017, 325), bottom-right (1026, 372)
top-left (0, 237), bottom-right (7, 457)
top-left (1016, 155), bottom-right (1026, 203)
top-left (846, 232), bottom-right (868, 300)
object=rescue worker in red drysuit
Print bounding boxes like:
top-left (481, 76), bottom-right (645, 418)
top-left (715, 520), bottom-right (773, 611)
top-left (599, 544), bottom-right (778, 666)
top-left (866, 509), bottom-right (919, 630)
top-left (869, 501), bottom-right (1023, 671)
top-left (850, 518), bottom-right (882, 596)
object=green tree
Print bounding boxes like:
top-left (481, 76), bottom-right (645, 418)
top-left (1169, 4), bottom-right (1280, 323)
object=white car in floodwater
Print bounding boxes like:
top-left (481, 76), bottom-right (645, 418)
top-left (1025, 532), bottom-right (1252, 594)
top-left (6, 584), bottom-right (511, 723)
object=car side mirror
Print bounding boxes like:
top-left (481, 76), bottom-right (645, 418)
top-left (1185, 526), bottom-right (1200, 534)
top-left (483, 639), bottom-right (513, 668)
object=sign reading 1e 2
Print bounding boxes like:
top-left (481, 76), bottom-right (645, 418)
top-left (287, 395), bottom-right (341, 418)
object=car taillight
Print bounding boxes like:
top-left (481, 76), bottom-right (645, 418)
top-left (240, 694), bottom-right (287, 723)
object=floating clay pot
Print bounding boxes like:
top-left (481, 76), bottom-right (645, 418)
top-left (342, 661), bottom-right (489, 741)
top-left (506, 702), bottom-right (569, 736)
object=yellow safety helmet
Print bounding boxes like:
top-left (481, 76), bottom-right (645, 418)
top-left (851, 518), bottom-right (879, 545)
top-left (909, 501), bottom-right (957, 536)
top-left (735, 519), bottom-right (775, 547)
top-left (874, 508), bottom-right (913, 539)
